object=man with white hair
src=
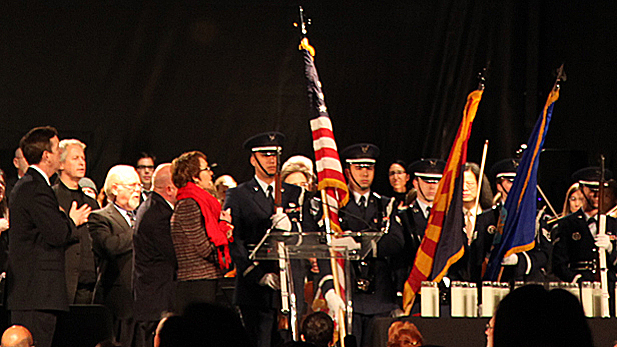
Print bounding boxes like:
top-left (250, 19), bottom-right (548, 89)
top-left (133, 163), bottom-right (178, 347)
top-left (89, 165), bottom-right (142, 347)
top-left (52, 139), bottom-right (100, 304)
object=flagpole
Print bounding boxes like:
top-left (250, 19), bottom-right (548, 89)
top-left (469, 140), bottom-right (489, 236)
top-left (536, 184), bottom-right (558, 217)
top-left (321, 189), bottom-right (347, 346)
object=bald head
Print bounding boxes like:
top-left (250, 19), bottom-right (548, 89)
top-left (153, 163), bottom-right (177, 205)
top-left (1, 325), bottom-right (33, 347)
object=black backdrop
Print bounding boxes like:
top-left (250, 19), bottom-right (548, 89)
top-left (1, 0), bottom-right (616, 206)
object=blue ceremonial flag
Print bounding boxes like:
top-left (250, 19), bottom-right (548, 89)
top-left (484, 87), bottom-right (560, 280)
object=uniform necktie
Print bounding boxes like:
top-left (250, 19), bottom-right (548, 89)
top-left (426, 206), bottom-right (431, 218)
top-left (266, 185), bottom-right (274, 203)
top-left (359, 196), bottom-right (367, 216)
top-left (588, 216), bottom-right (597, 237)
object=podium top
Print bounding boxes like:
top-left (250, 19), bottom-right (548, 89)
top-left (250, 230), bottom-right (383, 260)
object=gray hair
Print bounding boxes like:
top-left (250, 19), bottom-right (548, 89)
top-left (103, 165), bottom-right (139, 200)
top-left (59, 139), bottom-right (86, 162)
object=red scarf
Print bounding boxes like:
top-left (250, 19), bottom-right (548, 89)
top-left (176, 181), bottom-right (233, 270)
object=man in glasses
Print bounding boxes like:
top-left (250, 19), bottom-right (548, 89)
top-left (52, 139), bottom-right (100, 305)
top-left (135, 152), bottom-right (156, 203)
top-left (88, 165), bottom-right (142, 347)
top-left (553, 167), bottom-right (617, 289)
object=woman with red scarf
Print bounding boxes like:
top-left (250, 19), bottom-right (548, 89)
top-left (170, 151), bottom-right (233, 312)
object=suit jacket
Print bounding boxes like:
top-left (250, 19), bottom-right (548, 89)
top-left (88, 204), bottom-right (134, 319)
top-left (224, 178), bottom-right (317, 308)
top-left (52, 180), bottom-right (99, 302)
top-left (552, 209), bottom-right (617, 283)
top-left (328, 191), bottom-right (405, 315)
top-left (6, 167), bottom-right (75, 311)
top-left (133, 191), bottom-right (177, 321)
top-left (448, 209), bottom-right (496, 284)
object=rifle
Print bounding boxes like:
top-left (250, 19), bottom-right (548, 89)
top-left (597, 155), bottom-right (610, 317)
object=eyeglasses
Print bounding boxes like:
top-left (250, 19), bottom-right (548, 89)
top-left (389, 170), bottom-right (406, 176)
top-left (118, 183), bottom-right (143, 191)
top-left (486, 322), bottom-right (494, 330)
top-left (136, 165), bottom-right (155, 170)
top-left (199, 166), bottom-right (212, 173)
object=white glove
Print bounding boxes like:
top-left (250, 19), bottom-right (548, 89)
top-left (595, 234), bottom-right (613, 253)
top-left (325, 289), bottom-right (346, 314)
top-left (271, 211), bottom-right (292, 232)
top-left (330, 236), bottom-right (361, 250)
top-left (259, 273), bottom-right (280, 290)
top-left (501, 254), bottom-right (519, 266)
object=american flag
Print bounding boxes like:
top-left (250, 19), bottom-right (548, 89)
top-left (301, 38), bottom-right (349, 319)
top-left (302, 38), bottom-right (349, 231)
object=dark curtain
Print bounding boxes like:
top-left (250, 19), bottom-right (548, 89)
top-left (1, 0), bottom-right (616, 205)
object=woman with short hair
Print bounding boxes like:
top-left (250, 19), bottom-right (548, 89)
top-left (170, 151), bottom-right (233, 312)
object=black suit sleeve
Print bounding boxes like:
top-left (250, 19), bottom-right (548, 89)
top-left (33, 184), bottom-right (75, 247)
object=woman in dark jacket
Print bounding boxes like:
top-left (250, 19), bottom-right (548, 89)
top-left (170, 151), bottom-right (234, 312)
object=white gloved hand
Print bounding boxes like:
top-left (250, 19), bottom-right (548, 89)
top-left (271, 211), bottom-right (292, 232)
top-left (259, 273), bottom-right (281, 290)
top-left (501, 253), bottom-right (519, 266)
top-left (595, 234), bottom-right (613, 253)
top-left (325, 289), bottom-right (346, 314)
top-left (330, 236), bottom-right (361, 250)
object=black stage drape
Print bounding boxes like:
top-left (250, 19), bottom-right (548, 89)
top-left (1, 0), bottom-right (616, 205)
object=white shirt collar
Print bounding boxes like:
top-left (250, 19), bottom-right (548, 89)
top-left (351, 189), bottom-right (370, 207)
top-left (416, 199), bottom-right (431, 218)
top-left (30, 165), bottom-right (50, 186)
top-left (254, 176), bottom-right (275, 196)
top-left (113, 203), bottom-right (134, 227)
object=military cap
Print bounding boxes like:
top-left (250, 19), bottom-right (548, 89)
top-left (243, 131), bottom-right (285, 154)
top-left (572, 166), bottom-right (613, 189)
top-left (490, 158), bottom-right (520, 182)
top-left (340, 143), bottom-right (380, 165)
top-left (408, 158), bottom-right (446, 183)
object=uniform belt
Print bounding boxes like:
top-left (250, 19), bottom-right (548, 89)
top-left (569, 260), bottom-right (597, 272)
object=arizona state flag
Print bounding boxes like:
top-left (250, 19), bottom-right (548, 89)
top-left (484, 86), bottom-right (559, 280)
top-left (403, 89), bottom-right (483, 314)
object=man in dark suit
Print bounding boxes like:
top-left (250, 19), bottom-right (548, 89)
top-left (133, 163), bottom-right (178, 347)
top-left (224, 132), bottom-right (317, 347)
top-left (7, 126), bottom-right (91, 347)
top-left (89, 165), bottom-right (142, 347)
top-left (321, 143), bottom-right (405, 347)
top-left (52, 138), bottom-right (100, 304)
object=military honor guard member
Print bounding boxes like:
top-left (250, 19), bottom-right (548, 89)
top-left (552, 167), bottom-right (617, 286)
top-left (489, 158), bottom-right (551, 282)
top-left (393, 159), bottom-right (445, 304)
top-left (224, 132), bottom-right (317, 347)
top-left (320, 143), bottom-right (405, 347)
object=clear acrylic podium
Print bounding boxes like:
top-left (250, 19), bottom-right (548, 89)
top-left (250, 229), bottom-right (384, 340)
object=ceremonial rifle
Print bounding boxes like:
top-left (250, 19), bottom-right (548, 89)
top-left (598, 155), bottom-right (610, 317)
